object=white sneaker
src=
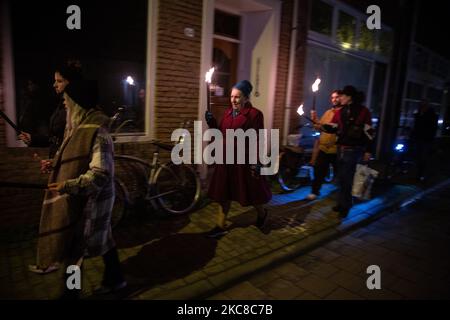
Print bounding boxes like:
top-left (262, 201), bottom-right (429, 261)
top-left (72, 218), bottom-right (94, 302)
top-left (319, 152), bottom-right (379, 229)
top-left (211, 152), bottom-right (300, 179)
top-left (306, 193), bottom-right (317, 200)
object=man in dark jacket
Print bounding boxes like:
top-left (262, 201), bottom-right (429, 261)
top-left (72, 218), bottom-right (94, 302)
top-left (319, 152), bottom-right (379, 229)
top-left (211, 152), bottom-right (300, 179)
top-left (323, 85), bottom-right (374, 217)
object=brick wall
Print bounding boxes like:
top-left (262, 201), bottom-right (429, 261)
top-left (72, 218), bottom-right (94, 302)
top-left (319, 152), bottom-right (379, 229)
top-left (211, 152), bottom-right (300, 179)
top-left (288, 0), bottom-right (309, 134)
top-left (154, 0), bottom-right (203, 143)
top-left (272, 0), bottom-right (294, 133)
top-left (272, 0), bottom-right (310, 136)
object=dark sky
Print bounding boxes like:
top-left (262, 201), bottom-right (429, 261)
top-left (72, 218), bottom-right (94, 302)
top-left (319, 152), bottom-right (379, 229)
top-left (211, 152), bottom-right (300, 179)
top-left (415, 0), bottom-right (450, 59)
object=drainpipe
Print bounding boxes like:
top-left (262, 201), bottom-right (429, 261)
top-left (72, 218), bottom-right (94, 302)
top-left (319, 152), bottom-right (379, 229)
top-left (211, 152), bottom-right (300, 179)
top-left (282, 0), bottom-right (299, 145)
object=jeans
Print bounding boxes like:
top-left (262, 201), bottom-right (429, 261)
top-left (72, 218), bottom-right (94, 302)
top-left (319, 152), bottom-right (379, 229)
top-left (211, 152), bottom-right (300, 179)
top-left (312, 151), bottom-right (337, 195)
top-left (336, 146), bottom-right (364, 210)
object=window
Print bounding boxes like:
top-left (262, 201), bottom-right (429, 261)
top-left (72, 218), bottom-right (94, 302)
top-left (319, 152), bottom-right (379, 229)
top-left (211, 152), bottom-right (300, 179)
top-left (411, 47), bottom-right (429, 72)
top-left (430, 57), bottom-right (450, 79)
top-left (378, 30), bottom-right (393, 57)
top-left (211, 10), bottom-right (240, 120)
top-left (10, 0), bottom-right (148, 135)
top-left (406, 82), bottom-right (423, 100)
top-left (310, 0), bottom-right (333, 36)
top-left (304, 44), bottom-right (372, 118)
top-left (427, 88), bottom-right (443, 104)
top-left (358, 23), bottom-right (376, 52)
top-left (370, 62), bottom-right (387, 120)
top-left (214, 10), bottom-right (240, 39)
top-left (336, 11), bottom-right (356, 48)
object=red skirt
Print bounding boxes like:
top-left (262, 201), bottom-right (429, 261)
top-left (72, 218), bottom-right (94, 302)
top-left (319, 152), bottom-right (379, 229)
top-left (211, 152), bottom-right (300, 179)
top-left (207, 164), bottom-right (272, 206)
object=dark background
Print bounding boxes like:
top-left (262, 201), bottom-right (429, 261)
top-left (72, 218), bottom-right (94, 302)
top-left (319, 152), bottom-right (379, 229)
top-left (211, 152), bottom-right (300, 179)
top-left (10, 0), bottom-right (148, 132)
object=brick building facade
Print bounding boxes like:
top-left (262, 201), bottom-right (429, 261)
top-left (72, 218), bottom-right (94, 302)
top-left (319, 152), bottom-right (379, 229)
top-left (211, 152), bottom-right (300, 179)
top-left (0, 0), bottom-right (418, 183)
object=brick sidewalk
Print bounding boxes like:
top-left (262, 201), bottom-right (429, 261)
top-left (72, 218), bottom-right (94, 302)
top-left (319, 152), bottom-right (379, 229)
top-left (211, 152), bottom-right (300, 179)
top-left (2, 173), bottom-right (442, 300)
top-left (209, 183), bottom-right (450, 300)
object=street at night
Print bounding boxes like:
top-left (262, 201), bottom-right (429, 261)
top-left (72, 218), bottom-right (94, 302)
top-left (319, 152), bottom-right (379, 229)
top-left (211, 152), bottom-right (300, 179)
top-left (1, 0), bottom-right (450, 309)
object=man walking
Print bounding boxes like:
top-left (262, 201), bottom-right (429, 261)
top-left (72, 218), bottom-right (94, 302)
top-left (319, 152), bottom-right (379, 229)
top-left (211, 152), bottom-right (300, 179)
top-left (323, 85), bottom-right (373, 217)
top-left (307, 89), bottom-right (342, 200)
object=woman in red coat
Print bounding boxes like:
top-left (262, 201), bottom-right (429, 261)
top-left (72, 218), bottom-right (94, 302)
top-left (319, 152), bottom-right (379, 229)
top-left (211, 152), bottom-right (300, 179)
top-left (205, 80), bottom-right (272, 238)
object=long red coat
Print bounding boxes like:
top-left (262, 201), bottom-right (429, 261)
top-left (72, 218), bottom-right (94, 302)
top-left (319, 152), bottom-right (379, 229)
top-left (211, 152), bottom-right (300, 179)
top-left (207, 102), bottom-right (272, 206)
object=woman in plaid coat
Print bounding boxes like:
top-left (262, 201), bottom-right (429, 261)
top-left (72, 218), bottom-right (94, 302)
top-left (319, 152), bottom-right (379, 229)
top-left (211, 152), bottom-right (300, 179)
top-left (29, 79), bottom-right (126, 297)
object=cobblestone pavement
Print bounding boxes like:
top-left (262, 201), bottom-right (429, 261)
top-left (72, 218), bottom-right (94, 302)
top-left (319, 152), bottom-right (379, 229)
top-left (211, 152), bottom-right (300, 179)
top-left (1, 153), bottom-right (449, 299)
top-left (208, 184), bottom-right (450, 300)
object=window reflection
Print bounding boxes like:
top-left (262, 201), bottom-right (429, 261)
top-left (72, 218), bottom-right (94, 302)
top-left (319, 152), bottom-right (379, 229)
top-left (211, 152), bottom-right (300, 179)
top-left (337, 11), bottom-right (356, 48)
top-left (310, 0), bottom-right (333, 36)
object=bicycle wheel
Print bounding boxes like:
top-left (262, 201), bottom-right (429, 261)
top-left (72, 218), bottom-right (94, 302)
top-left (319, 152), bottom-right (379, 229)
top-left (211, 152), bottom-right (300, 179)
top-left (114, 155), bottom-right (151, 206)
top-left (277, 151), bottom-right (303, 191)
top-left (153, 163), bottom-right (200, 215)
top-left (111, 178), bottom-right (129, 228)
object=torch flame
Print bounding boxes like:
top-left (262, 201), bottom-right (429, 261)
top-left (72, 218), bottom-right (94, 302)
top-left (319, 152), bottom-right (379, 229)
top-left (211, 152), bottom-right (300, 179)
top-left (297, 104), bottom-right (304, 116)
top-left (205, 67), bottom-right (215, 83)
top-left (312, 78), bottom-right (321, 92)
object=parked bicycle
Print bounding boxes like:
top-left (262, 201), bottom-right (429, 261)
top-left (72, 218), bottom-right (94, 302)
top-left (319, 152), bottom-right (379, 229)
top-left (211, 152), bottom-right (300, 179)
top-left (109, 113), bottom-right (201, 227)
top-left (277, 131), bottom-right (334, 192)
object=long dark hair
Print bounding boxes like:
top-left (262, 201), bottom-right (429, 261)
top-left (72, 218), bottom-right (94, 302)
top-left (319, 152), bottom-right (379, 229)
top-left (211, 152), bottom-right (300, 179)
top-left (54, 60), bottom-right (83, 82)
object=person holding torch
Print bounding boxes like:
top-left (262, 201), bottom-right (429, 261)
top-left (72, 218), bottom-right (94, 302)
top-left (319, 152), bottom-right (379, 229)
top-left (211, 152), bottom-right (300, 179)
top-left (204, 80), bottom-right (272, 238)
top-left (306, 89), bottom-right (343, 201)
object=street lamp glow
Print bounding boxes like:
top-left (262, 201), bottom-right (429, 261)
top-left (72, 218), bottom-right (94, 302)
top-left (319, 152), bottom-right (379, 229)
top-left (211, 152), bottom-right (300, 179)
top-left (126, 76), bottom-right (135, 86)
top-left (312, 78), bottom-right (321, 93)
top-left (395, 143), bottom-right (405, 152)
top-left (297, 104), bottom-right (304, 116)
top-left (341, 42), bottom-right (352, 49)
top-left (205, 67), bottom-right (215, 83)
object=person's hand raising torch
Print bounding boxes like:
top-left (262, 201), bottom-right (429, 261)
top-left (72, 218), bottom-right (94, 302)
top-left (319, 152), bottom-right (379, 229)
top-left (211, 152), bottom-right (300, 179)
top-left (205, 67), bottom-right (215, 112)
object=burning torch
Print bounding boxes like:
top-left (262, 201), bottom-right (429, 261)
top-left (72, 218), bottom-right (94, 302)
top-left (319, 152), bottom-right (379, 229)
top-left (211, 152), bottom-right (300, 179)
top-left (205, 67), bottom-right (215, 112)
top-left (297, 104), bottom-right (317, 124)
top-left (311, 77), bottom-right (321, 112)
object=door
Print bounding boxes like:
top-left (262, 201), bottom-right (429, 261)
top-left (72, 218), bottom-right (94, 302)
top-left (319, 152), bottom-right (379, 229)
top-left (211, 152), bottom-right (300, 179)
top-left (211, 38), bottom-right (239, 123)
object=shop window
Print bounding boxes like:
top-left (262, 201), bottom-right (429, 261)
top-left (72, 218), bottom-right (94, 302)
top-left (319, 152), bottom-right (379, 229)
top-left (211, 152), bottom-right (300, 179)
top-left (411, 47), bottom-right (429, 72)
top-left (406, 82), bottom-right (424, 100)
top-left (336, 11), bottom-right (356, 48)
top-left (427, 87), bottom-right (443, 104)
top-left (378, 30), bottom-right (393, 57)
top-left (310, 0), bottom-right (333, 36)
top-left (358, 23), bottom-right (376, 52)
